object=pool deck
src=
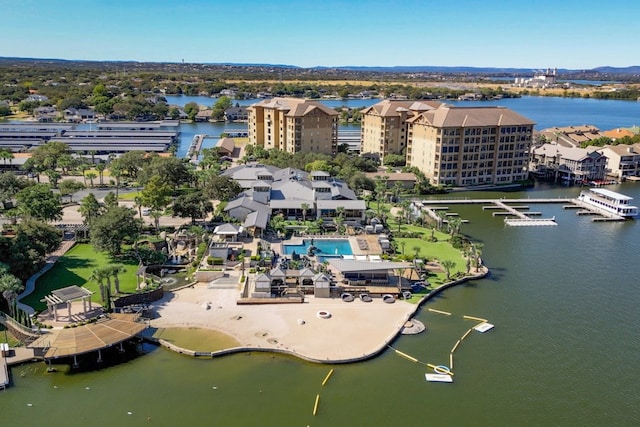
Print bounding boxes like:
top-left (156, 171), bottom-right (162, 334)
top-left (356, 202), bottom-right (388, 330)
top-left (279, 235), bottom-right (382, 258)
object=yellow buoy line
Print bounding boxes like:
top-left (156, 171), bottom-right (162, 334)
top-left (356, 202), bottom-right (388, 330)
top-left (389, 311), bottom-right (493, 380)
top-left (321, 368), bottom-right (334, 386)
top-left (310, 368), bottom-right (335, 416)
top-left (313, 394), bottom-right (320, 415)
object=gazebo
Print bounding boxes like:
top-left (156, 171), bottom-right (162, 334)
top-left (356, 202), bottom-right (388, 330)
top-left (42, 285), bottom-right (94, 322)
top-left (213, 223), bottom-right (244, 242)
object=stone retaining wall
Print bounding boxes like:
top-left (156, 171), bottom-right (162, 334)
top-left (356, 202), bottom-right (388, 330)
top-left (113, 287), bottom-right (164, 308)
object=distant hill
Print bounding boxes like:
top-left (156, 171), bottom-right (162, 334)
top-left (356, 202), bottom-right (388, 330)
top-left (1, 56), bottom-right (639, 76)
top-left (591, 66), bottom-right (640, 74)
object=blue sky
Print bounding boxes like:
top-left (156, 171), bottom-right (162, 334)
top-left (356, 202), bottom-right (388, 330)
top-left (1, 0), bottom-right (637, 69)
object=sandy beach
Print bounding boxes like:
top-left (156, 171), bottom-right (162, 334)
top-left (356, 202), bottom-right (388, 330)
top-left (149, 284), bottom-right (417, 362)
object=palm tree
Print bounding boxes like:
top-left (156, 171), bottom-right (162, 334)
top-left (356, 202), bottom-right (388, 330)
top-left (89, 268), bottom-right (106, 302)
top-left (0, 271), bottom-right (24, 317)
top-left (101, 266), bottom-right (113, 296)
top-left (436, 211), bottom-right (447, 232)
top-left (334, 207), bottom-right (345, 234)
top-left (0, 148), bottom-right (14, 167)
top-left (134, 196), bottom-right (144, 220)
top-left (399, 240), bottom-right (406, 255)
top-left (300, 202), bottom-right (309, 222)
top-left (441, 260), bottom-right (456, 281)
top-left (110, 264), bottom-right (126, 294)
top-left (447, 216), bottom-right (462, 236)
top-left (412, 245), bottom-right (421, 259)
top-left (472, 243), bottom-right (484, 272)
top-left (96, 163), bottom-right (106, 186)
top-left (86, 171), bottom-right (97, 188)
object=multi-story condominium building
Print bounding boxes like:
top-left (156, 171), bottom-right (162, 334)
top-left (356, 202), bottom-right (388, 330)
top-left (406, 105), bottom-right (535, 187)
top-left (247, 98), bottom-right (338, 155)
top-left (530, 143), bottom-right (607, 183)
top-left (360, 100), bottom-right (440, 161)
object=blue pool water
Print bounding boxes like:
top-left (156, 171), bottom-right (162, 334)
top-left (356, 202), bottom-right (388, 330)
top-left (282, 239), bottom-right (353, 256)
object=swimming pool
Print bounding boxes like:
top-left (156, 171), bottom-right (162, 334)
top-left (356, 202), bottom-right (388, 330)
top-left (282, 239), bottom-right (353, 256)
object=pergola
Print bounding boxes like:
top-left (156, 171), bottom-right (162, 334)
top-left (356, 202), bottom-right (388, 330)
top-left (42, 285), bottom-right (93, 322)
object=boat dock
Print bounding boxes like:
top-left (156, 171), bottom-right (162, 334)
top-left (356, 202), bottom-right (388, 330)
top-left (186, 134), bottom-right (206, 162)
top-left (0, 343), bottom-right (10, 389)
top-left (415, 196), bottom-right (628, 226)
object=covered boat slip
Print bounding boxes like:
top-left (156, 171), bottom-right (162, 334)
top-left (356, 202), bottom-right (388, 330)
top-left (42, 313), bottom-right (146, 360)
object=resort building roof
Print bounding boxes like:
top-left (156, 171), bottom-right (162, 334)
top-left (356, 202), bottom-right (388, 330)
top-left (327, 259), bottom-right (413, 273)
top-left (407, 105), bottom-right (536, 128)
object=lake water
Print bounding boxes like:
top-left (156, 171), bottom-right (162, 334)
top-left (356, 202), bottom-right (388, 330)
top-left (4, 97), bottom-right (640, 425)
top-left (5, 183), bottom-right (640, 426)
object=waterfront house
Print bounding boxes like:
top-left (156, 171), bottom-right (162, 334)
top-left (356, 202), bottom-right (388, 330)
top-left (591, 143), bottom-right (640, 180)
top-left (540, 125), bottom-right (605, 148)
top-left (63, 108), bottom-right (96, 123)
top-left (194, 109), bottom-right (212, 122)
top-left (406, 105), bottom-right (535, 187)
top-left (530, 143), bottom-right (607, 183)
top-left (224, 106), bottom-right (248, 121)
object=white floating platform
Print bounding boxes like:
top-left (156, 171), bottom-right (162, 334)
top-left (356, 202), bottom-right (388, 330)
top-left (425, 374), bottom-right (453, 383)
top-left (473, 322), bottom-right (495, 333)
top-left (504, 218), bottom-right (557, 226)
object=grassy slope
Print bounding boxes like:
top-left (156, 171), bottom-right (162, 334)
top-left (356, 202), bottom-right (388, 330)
top-left (21, 244), bottom-right (140, 312)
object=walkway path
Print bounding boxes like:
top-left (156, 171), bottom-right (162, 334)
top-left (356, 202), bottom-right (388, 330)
top-left (17, 240), bottom-right (76, 315)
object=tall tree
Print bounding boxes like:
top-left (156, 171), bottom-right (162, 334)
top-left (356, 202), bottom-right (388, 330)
top-left (90, 205), bottom-right (141, 256)
top-left (203, 175), bottom-right (242, 201)
top-left (141, 176), bottom-right (172, 231)
top-left (78, 193), bottom-right (102, 225)
top-left (172, 190), bottom-right (213, 224)
top-left (16, 183), bottom-right (62, 222)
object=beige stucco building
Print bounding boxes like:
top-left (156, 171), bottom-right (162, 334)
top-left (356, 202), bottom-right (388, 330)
top-left (247, 98), bottom-right (338, 155)
top-left (360, 100), bottom-right (440, 161)
top-left (407, 105), bottom-right (535, 187)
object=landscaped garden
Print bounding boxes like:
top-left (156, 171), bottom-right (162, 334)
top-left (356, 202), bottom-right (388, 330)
top-left (21, 243), bottom-right (140, 312)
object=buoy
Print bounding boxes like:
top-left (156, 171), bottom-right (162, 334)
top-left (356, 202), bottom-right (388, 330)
top-left (428, 308), bottom-right (452, 316)
top-left (395, 349), bottom-right (418, 363)
top-left (449, 353), bottom-right (454, 370)
top-left (461, 328), bottom-right (473, 341)
top-left (427, 363), bottom-right (454, 376)
top-left (451, 340), bottom-right (461, 354)
top-left (463, 315), bottom-right (488, 322)
top-left (322, 368), bottom-right (334, 386)
top-left (313, 394), bottom-right (320, 415)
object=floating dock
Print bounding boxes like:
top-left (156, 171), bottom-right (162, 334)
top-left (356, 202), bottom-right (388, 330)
top-left (425, 373), bottom-right (453, 383)
top-left (416, 196), bottom-right (628, 226)
top-left (474, 322), bottom-right (495, 333)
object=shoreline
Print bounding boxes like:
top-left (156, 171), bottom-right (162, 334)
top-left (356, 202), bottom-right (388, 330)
top-left (148, 266), bottom-right (489, 364)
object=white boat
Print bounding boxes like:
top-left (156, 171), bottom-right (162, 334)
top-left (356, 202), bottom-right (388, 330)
top-left (578, 188), bottom-right (639, 218)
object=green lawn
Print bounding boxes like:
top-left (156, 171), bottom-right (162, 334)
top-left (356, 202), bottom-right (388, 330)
top-left (21, 244), bottom-right (140, 312)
